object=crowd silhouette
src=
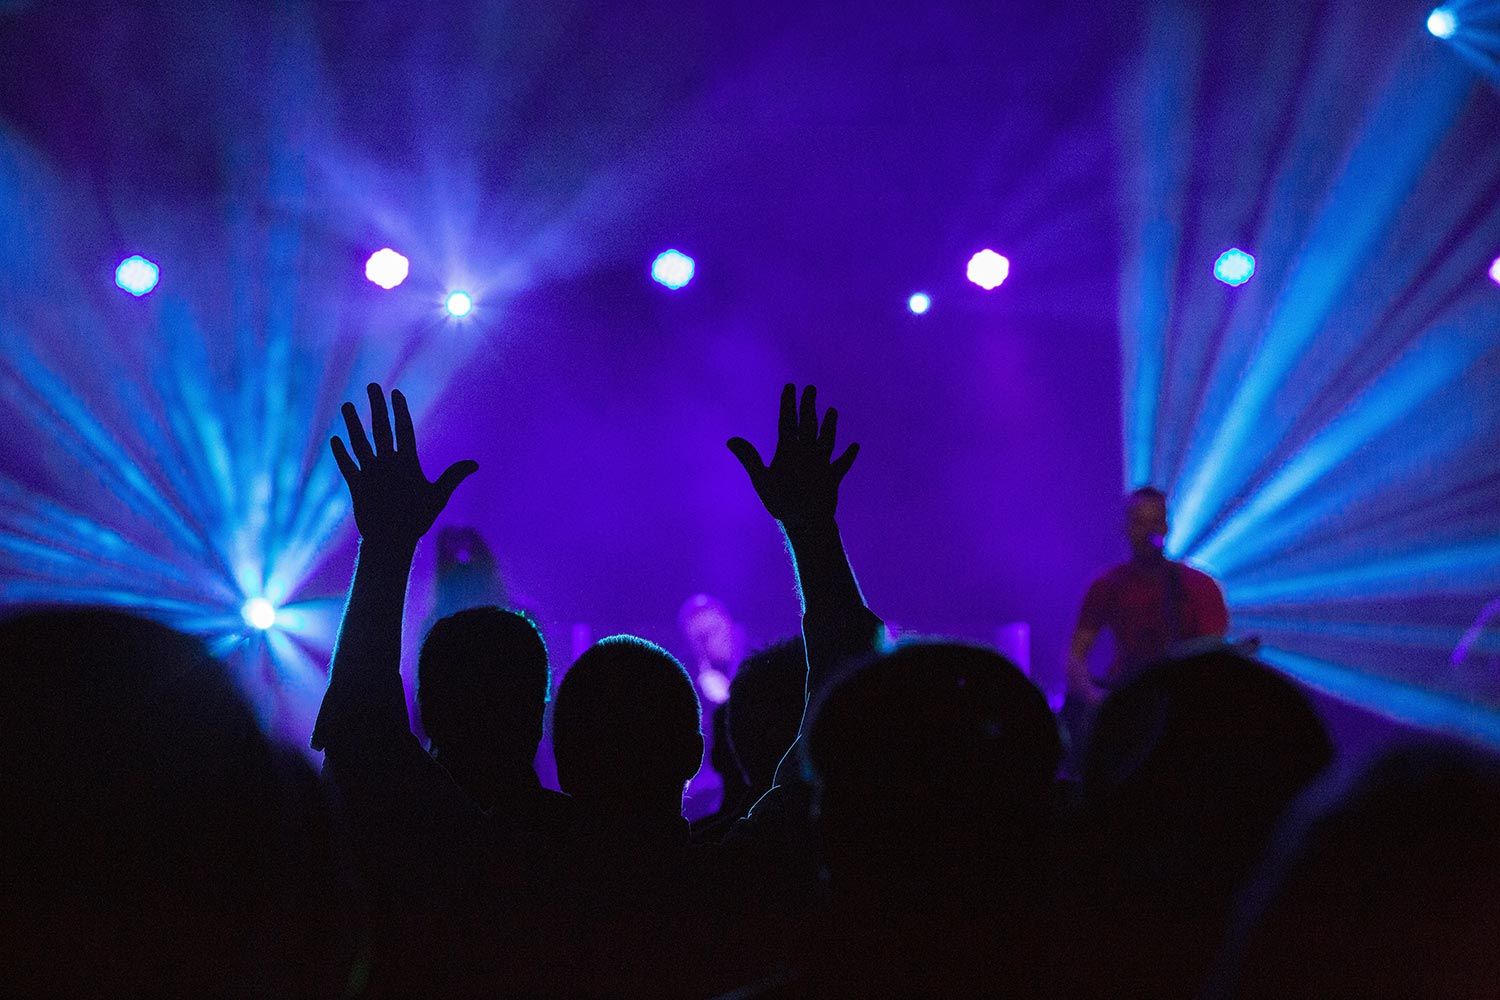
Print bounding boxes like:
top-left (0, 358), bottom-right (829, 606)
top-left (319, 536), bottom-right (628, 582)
top-left (3, 381), bottom-right (1498, 998)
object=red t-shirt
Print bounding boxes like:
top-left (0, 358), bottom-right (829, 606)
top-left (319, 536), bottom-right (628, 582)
top-left (1078, 559), bottom-right (1229, 685)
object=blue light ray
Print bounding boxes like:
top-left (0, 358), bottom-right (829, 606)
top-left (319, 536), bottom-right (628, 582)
top-left (0, 123), bottom-right (413, 744)
top-left (1169, 42), bottom-right (1473, 553)
top-left (1260, 646), bottom-right (1500, 749)
top-left (1239, 615), bottom-right (1500, 658)
top-left (1194, 314), bottom-right (1495, 569)
top-left (1227, 538), bottom-right (1500, 606)
top-left (1120, 2), bottom-right (1207, 488)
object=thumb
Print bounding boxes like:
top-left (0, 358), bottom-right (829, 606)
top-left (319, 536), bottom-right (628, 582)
top-left (433, 459), bottom-right (480, 504)
top-left (830, 442), bottom-right (859, 481)
top-left (726, 437), bottom-right (767, 480)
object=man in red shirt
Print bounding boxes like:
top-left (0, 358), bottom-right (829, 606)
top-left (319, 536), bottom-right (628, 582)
top-left (1067, 487), bottom-right (1229, 707)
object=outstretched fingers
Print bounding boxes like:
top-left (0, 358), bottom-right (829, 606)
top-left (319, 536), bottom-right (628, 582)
top-left (342, 401), bottom-right (375, 466)
top-left (367, 383), bottom-right (394, 455)
top-left (391, 388), bottom-right (418, 458)
top-left (777, 383), bottom-right (797, 446)
top-left (330, 435), bottom-right (359, 486)
top-left (798, 385), bottom-right (818, 444)
top-left (817, 406), bottom-right (839, 458)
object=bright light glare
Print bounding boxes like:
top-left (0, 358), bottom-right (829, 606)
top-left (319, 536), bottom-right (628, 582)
top-left (1213, 248), bottom-right (1256, 286)
top-left (444, 290), bottom-right (474, 318)
top-left (908, 292), bottom-right (932, 314)
top-left (966, 249), bottom-right (1010, 290)
top-left (242, 597), bottom-right (277, 631)
top-left (1489, 254), bottom-right (1500, 286)
top-left (365, 248), bottom-right (410, 289)
top-left (1427, 7), bottom-right (1457, 39)
top-left (114, 255), bottom-right (160, 296)
top-left (651, 249), bottom-right (695, 290)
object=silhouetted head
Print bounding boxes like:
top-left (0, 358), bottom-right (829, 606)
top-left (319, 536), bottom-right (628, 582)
top-left (807, 641), bottom-right (1061, 898)
top-left (726, 637), bottom-right (807, 790)
top-left (1084, 649), bottom-right (1332, 887)
top-left (552, 635), bottom-right (703, 813)
top-left (1215, 742), bottom-right (1500, 1000)
top-left (0, 608), bottom-right (353, 996)
top-left (1125, 485), bottom-right (1169, 561)
top-left (417, 606), bottom-right (549, 769)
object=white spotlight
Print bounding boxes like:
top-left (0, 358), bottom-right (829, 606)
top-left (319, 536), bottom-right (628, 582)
top-left (242, 597), bottom-right (277, 631)
top-left (365, 248), bottom-right (410, 289)
top-left (444, 290), bottom-right (474, 318)
top-left (1428, 7), bottom-right (1458, 39)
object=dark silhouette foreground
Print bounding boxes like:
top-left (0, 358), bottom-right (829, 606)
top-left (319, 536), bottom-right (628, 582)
top-left (4, 382), bottom-right (1496, 1000)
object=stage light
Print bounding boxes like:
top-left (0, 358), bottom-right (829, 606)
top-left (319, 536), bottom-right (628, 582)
top-left (1213, 248), bottom-right (1256, 286)
top-left (114, 255), bottom-right (159, 297)
top-left (242, 596), bottom-right (277, 631)
top-left (907, 292), bottom-right (932, 314)
top-left (651, 249), bottom-right (695, 290)
top-left (966, 249), bottom-right (1010, 290)
top-left (1427, 7), bottom-right (1457, 39)
top-left (444, 290), bottom-right (473, 318)
top-left (1489, 254), bottom-right (1500, 286)
top-left (365, 248), bottom-right (409, 289)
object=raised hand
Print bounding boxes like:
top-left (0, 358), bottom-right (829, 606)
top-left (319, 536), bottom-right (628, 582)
top-left (331, 383), bottom-right (478, 547)
top-left (727, 383), bottom-right (859, 527)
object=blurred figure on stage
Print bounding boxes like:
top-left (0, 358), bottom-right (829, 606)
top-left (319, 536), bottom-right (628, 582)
top-left (1064, 487), bottom-right (1229, 735)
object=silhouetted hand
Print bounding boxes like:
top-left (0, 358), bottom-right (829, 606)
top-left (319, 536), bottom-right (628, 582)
top-left (728, 383), bottom-right (858, 527)
top-left (331, 383), bottom-right (478, 547)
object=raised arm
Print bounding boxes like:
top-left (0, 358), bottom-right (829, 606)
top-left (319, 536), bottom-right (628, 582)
top-left (310, 383), bottom-right (477, 757)
top-left (728, 384), bottom-right (881, 762)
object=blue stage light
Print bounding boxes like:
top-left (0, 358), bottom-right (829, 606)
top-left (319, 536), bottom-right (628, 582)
top-left (907, 292), bottom-right (932, 314)
top-left (242, 596), bottom-right (277, 631)
top-left (966, 249), bottom-right (1010, 290)
top-left (1427, 7), bottom-right (1458, 39)
top-left (444, 290), bottom-right (473, 317)
top-left (114, 255), bottom-right (160, 297)
top-left (365, 248), bottom-right (409, 289)
top-left (1213, 248), bottom-right (1256, 286)
top-left (1490, 254), bottom-right (1500, 286)
top-left (651, 249), bottom-right (695, 290)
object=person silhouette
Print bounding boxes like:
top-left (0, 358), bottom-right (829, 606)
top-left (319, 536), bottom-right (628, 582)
top-left (313, 383), bottom-right (546, 997)
top-left (1211, 741), bottom-right (1500, 1000)
top-left (1058, 649), bottom-right (1333, 999)
top-left (418, 605), bottom-right (572, 835)
top-left (0, 608), bottom-right (357, 997)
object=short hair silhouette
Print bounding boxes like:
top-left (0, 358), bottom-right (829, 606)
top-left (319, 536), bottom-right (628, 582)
top-left (727, 637), bottom-right (807, 789)
top-left (1083, 649), bottom-right (1333, 865)
top-left (552, 634), bottom-right (703, 805)
top-left (1129, 485), bottom-right (1167, 505)
top-left (417, 605), bottom-right (549, 759)
top-left (0, 608), bottom-right (353, 996)
top-left (807, 641), bottom-right (1061, 888)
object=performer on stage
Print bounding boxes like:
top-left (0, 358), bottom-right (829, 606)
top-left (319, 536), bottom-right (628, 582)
top-left (1066, 486), bottom-right (1229, 707)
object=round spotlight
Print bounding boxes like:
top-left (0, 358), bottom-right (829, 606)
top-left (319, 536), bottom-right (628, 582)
top-left (242, 597), bottom-right (277, 631)
top-left (365, 248), bottom-right (410, 289)
top-left (907, 292), bottom-right (932, 315)
top-left (965, 249), bottom-right (1010, 290)
top-left (444, 290), bottom-right (474, 318)
top-left (1490, 254), bottom-right (1500, 286)
top-left (1213, 248), bottom-right (1256, 286)
top-left (114, 255), bottom-right (160, 297)
top-left (1427, 6), bottom-right (1457, 38)
top-left (651, 249), bottom-right (695, 290)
